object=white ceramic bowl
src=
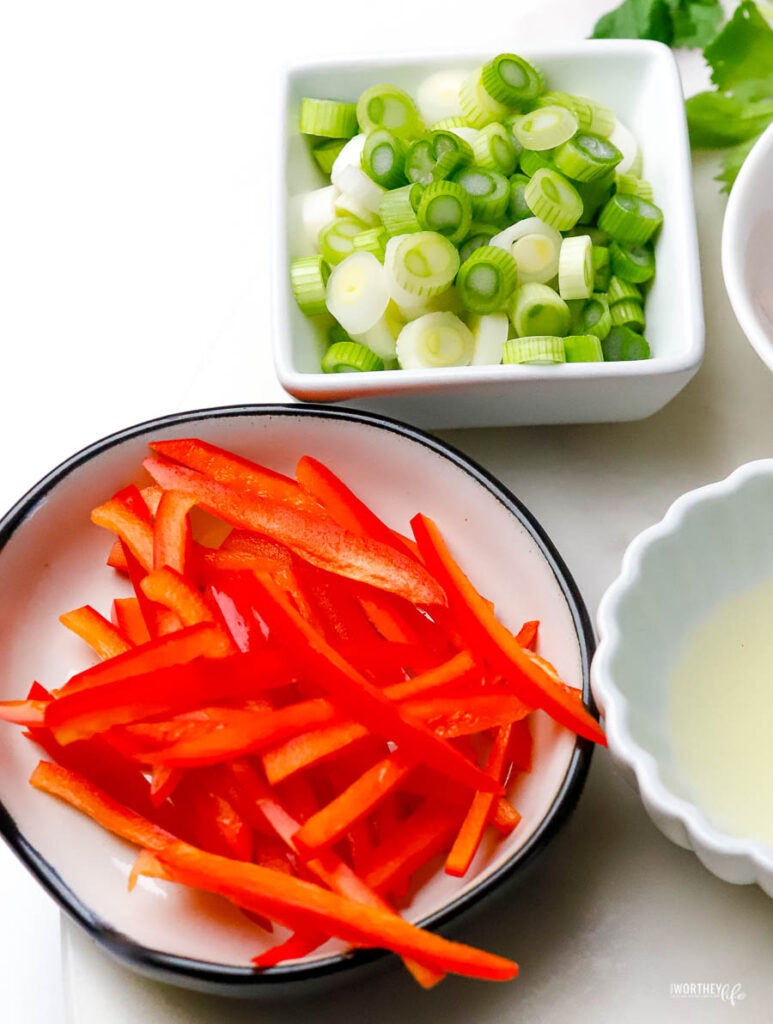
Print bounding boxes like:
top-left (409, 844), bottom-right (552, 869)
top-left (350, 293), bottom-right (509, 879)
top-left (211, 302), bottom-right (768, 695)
top-left (721, 122), bottom-right (773, 373)
top-left (0, 404), bottom-right (596, 993)
top-left (274, 41), bottom-right (704, 429)
top-left (593, 460), bottom-right (773, 895)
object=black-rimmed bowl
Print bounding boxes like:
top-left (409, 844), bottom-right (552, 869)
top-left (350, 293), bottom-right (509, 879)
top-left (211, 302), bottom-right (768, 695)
top-left (0, 404), bottom-right (596, 994)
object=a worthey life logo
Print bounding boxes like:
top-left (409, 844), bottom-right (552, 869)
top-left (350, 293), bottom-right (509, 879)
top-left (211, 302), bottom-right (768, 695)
top-left (670, 981), bottom-right (746, 1007)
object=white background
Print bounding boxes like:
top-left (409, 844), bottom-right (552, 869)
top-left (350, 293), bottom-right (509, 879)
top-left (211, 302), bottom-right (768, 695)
top-left (2, 1), bottom-right (772, 1022)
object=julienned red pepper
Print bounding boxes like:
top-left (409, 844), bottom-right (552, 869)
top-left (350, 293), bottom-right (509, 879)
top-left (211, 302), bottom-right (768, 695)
top-left (120, 541), bottom-right (182, 639)
top-left (411, 514), bottom-right (607, 747)
top-left (142, 455), bottom-right (446, 607)
top-left (59, 606), bottom-right (133, 660)
top-left (91, 498), bottom-right (155, 572)
top-left (111, 598), bottom-right (151, 646)
top-left (152, 490), bottom-right (197, 574)
top-left (140, 567), bottom-right (218, 628)
top-left (172, 769), bottom-right (253, 861)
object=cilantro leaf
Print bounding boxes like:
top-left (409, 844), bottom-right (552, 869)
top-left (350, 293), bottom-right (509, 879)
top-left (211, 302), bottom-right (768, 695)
top-left (716, 135), bottom-right (759, 192)
top-left (671, 0), bottom-right (724, 48)
top-left (685, 91), bottom-right (773, 146)
top-left (703, 1), bottom-right (773, 96)
top-left (592, 0), bottom-right (674, 44)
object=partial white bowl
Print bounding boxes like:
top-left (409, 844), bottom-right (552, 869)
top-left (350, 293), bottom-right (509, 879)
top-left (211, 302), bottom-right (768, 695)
top-left (593, 460), bottom-right (773, 895)
top-left (0, 404), bottom-right (596, 993)
top-left (721, 122), bottom-right (773, 373)
top-left (274, 41), bottom-right (704, 429)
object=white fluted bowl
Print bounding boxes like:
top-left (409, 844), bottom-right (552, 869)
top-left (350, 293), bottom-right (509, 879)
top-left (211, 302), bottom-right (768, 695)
top-left (593, 460), bottom-right (773, 895)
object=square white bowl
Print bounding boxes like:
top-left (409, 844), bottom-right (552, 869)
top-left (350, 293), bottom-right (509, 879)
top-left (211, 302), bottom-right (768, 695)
top-left (273, 41), bottom-right (704, 430)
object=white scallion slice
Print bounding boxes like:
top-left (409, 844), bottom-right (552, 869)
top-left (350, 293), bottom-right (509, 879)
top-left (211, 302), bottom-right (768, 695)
top-left (416, 71), bottom-right (466, 126)
top-left (387, 231), bottom-right (460, 299)
top-left (290, 185), bottom-right (340, 256)
top-left (334, 163), bottom-right (386, 214)
top-left (511, 105), bottom-right (577, 151)
top-left (351, 301), bottom-right (404, 361)
top-left (510, 282), bottom-right (571, 337)
top-left (467, 312), bottom-right (509, 365)
top-left (558, 235), bottom-right (593, 300)
top-left (326, 251), bottom-right (390, 335)
top-left (608, 120), bottom-right (641, 176)
top-left (331, 134), bottom-right (367, 191)
top-left (333, 191), bottom-right (380, 226)
top-left (396, 312), bottom-right (474, 369)
top-left (502, 336), bottom-right (566, 365)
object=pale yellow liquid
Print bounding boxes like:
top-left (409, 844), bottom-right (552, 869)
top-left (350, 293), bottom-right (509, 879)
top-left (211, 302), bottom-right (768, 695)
top-left (668, 576), bottom-right (773, 849)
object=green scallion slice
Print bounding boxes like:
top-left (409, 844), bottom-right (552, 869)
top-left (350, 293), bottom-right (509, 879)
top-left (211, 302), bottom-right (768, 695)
top-left (290, 255), bottom-right (331, 316)
top-left (300, 98), bottom-right (358, 139)
top-left (353, 226), bottom-right (388, 262)
top-left (318, 217), bottom-right (364, 266)
top-left (563, 334), bottom-right (604, 362)
top-left (458, 221), bottom-right (502, 263)
top-left (532, 91), bottom-right (593, 130)
top-left (396, 311), bottom-right (475, 368)
top-left (558, 235), bottom-right (593, 300)
top-left (524, 168), bottom-right (583, 231)
top-left (327, 322), bottom-right (351, 346)
top-left (456, 245), bottom-right (517, 314)
top-left (416, 181), bottom-right (473, 245)
top-left (575, 173), bottom-right (616, 224)
top-left (607, 275), bottom-right (642, 304)
top-left (503, 336), bottom-right (566, 365)
top-left (601, 325), bottom-right (651, 361)
top-left (357, 84), bottom-right (423, 140)
top-left (609, 298), bottom-right (645, 331)
top-left (472, 123), bottom-right (518, 176)
top-left (322, 341), bottom-right (384, 373)
top-left (379, 185), bottom-right (423, 236)
top-left (405, 130), bottom-right (473, 185)
top-left (312, 139), bottom-right (347, 176)
top-left (480, 53), bottom-right (545, 106)
top-left (430, 115), bottom-right (468, 131)
top-left (598, 194), bottom-right (663, 245)
top-left (592, 245), bottom-right (611, 291)
top-left (609, 241), bottom-right (655, 283)
top-left (512, 105), bottom-right (578, 151)
top-left (468, 312), bottom-right (509, 364)
top-left (458, 68), bottom-right (510, 129)
top-left (508, 173), bottom-right (532, 221)
top-left (388, 231), bottom-right (460, 299)
top-left (552, 133), bottom-right (622, 182)
top-left (615, 173), bottom-right (654, 201)
top-left (510, 282), bottom-right (571, 337)
top-left (362, 129), bottom-right (407, 189)
top-left (453, 165), bottom-right (510, 219)
top-left (573, 293), bottom-right (612, 340)
top-left (519, 149), bottom-right (556, 177)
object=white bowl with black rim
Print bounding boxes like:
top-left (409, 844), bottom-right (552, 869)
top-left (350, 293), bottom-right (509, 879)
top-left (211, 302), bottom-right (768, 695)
top-left (274, 41), bottom-right (704, 429)
top-left (0, 404), bottom-right (596, 993)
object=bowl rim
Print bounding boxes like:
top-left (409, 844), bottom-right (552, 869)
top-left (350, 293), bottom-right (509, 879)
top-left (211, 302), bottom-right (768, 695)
top-left (0, 402), bottom-right (596, 988)
top-left (592, 458), bottom-right (773, 884)
top-left (721, 121), bottom-right (773, 374)
top-left (273, 39), bottom-right (704, 399)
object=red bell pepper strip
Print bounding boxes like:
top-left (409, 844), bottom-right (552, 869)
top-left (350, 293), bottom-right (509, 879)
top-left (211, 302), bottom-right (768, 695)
top-left (112, 598), bottom-right (151, 646)
top-left (149, 765), bottom-right (182, 806)
top-left (140, 567), bottom-right (217, 628)
top-left (508, 717), bottom-right (533, 773)
top-left (445, 725), bottom-right (515, 878)
top-left (55, 622), bottom-right (232, 696)
top-left (153, 490), bottom-right (197, 574)
top-left (401, 694), bottom-right (531, 739)
top-left (0, 699), bottom-right (49, 726)
top-left (490, 800), bottom-right (522, 836)
top-left (46, 649), bottom-right (290, 745)
top-left (91, 499), bottom-right (155, 572)
top-left (362, 801), bottom-right (463, 896)
top-left (200, 548), bottom-right (288, 575)
top-left (411, 514), bottom-right (606, 746)
top-left (120, 540), bottom-right (182, 639)
top-left (245, 573), bottom-right (497, 794)
top-left (292, 564), bottom-right (376, 645)
top-left (515, 620), bottom-right (539, 651)
top-left (112, 485), bottom-right (152, 521)
top-left (251, 931), bottom-right (327, 967)
top-left (107, 539), bottom-right (129, 572)
top-left (172, 770), bottom-right (253, 861)
top-left (143, 456), bottom-right (445, 606)
top-left (217, 530), bottom-right (293, 565)
top-left (206, 576), bottom-right (268, 654)
top-left (32, 766), bottom-right (517, 980)
top-left (149, 438), bottom-right (321, 513)
top-left (59, 606), bottom-right (133, 660)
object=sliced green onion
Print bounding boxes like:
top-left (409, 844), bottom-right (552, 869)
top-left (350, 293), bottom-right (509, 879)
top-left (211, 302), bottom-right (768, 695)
top-left (468, 312), bottom-right (508, 364)
top-left (552, 133), bottom-right (622, 182)
top-left (327, 322), bottom-right (351, 346)
top-left (524, 168), bottom-right (582, 230)
top-left (615, 173), bottom-right (653, 201)
top-left (318, 217), bottom-right (364, 266)
top-left (598, 194), bottom-right (663, 245)
top-left (532, 92), bottom-right (593, 131)
top-left (573, 293), bottom-right (611, 340)
top-left (300, 98), bottom-right (358, 139)
top-left (490, 217), bottom-right (562, 285)
top-left (333, 163), bottom-right (385, 213)
top-left (322, 341), bottom-right (384, 372)
top-left (592, 245), bottom-right (610, 291)
top-left (607, 275), bottom-right (642, 304)
top-left (292, 185), bottom-right (339, 255)
top-left (353, 226), bottom-right (388, 261)
top-left (609, 299), bottom-right (645, 331)
top-left (379, 185), bottom-right (422, 236)
top-left (588, 100), bottom-right (616, 138)
top-left (629, 148), bottom-right (644, 179)
top-left (480, 53), bottom-right (545, 106)
top-left (471, 123), bottom-right (518, 175)
top-left (405, 130), bottom-right (473, 185)
top-left (575, 173), bottom-right (616, 225)
top-left (416, 181), bottom-right (473, 245)
top-left (333, 191), bottom-right (380, 226)
top-left (351, 302), bottom-right (404, 361)
top-left (331, 134), bottom-right (366, 188)
top-left (394, 285), bottom-right (464, 322)
top-left (458, 68), bottom-right (510, 129)
top-left (416, 71), bottom-right (466, 125)
top-left (357, 84), bottom-right (423, 140)
top-left (456, 245), bottom-right (517, 314)
top-left (458, 221), bottom-right (501, 263)
top-left (568, 226), bottom-right (609, 245)
top-left (396, 312), bottom-right (474, 368)
top-left (558, 235), bottom-right (593, 300)
top-left (290, 255), bottom-right (330, 316)
top-left (601, 326), bottom-right (650, 361)
top-left (453, 165), bottom-right (510, 219)
top-left (362, 129), bottom-right (407, 188)
top-left (430, 115), bottom-right (468, 130)
top-left (608, 120), bottom-right (640, 176)
top-left (511, 105), bottom-right (578, 151)
top-left (519, 149), bottom-right (556, 177)
top-left (326, 251), bottom-right (390, 335)
top-left (503, 336), bottom-right (566, 365)
top-left (609, 241), bottom-right (655, 283)
top-left (563, 334), bottom-right (604, 362)
top-left (508, 173), bottom-right (532, 221)
top-left (510, 282), bottom-right (571, 337)
top-left (312, 139), bottom-right (347, 176)
top-left (388, 230), bottom-right (460, 299)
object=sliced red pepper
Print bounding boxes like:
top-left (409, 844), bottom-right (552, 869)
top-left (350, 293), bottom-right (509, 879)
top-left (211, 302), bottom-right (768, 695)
top-left (91, 498), bottom-right (154, 572)
top-left (411, 514), bottom-right (606, 746)
top-left (59, 605), bottom-right (133, 659)
top-left (490, 800), bottom-right (522, 836)
top-left (507, 717), bottom-right (533, 773)
top-left (515, 620), bottom-right (539, 651)
top-left (251, 931), bottom-right (327, 967)
top-left (362, 801), bottom-right (463, 896)
top-left (292, 564), bottom-right (376, 645)
top-left (0, 699), bottom-right (49, 726)
top-left (112, 598), bottom-right (151, 646)
top-left (55, 622), bottom-right (232, 696)
top-left (149, 765), bottom-right (183, 806)
top-left (112, 484), bottom-right (152, 522)
top-left (206, 576), bottom-right (268, 654)
top-left (173, 769), bottom-right (253, 861)
top-left (153, 490), bottom-right (197, 574)
top-left (120, 540), bottom-right (182, 639)
top-left (140, 567), bottom-right (217, 628)
top-left (149, 439), bottom-right (321, 513)
top-left (401, 694), bottom-right (530, 739)
top-left (143, 456), bottom-right (445, 606)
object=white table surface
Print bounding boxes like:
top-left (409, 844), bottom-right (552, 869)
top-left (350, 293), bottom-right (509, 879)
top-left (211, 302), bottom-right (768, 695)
top-left (2, 1), bottom-right (772, 1021)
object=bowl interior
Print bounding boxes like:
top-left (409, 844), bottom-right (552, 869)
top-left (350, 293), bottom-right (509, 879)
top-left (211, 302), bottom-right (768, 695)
top-left (279, 42), bottom-right (700, 388)
top-left (0, 408), bottom-right (590, 973)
